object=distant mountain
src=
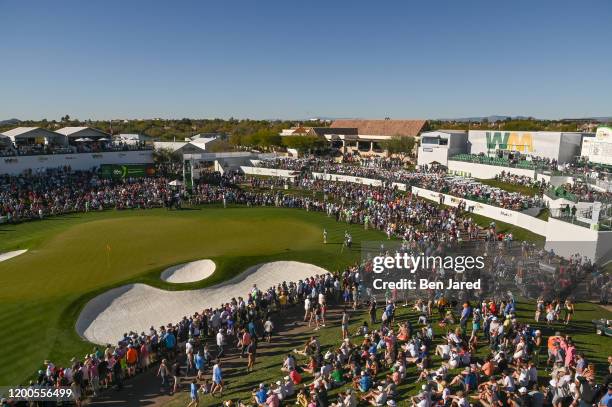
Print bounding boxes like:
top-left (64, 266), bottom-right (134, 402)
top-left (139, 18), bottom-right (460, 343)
top-left (560, 116), bottom-right (612, 122)
top-left (439, 115), bottom-right (612, 123)
top-left (0, 118), bottom-right (20, 126)
top-left (436, 115), bottom-right (531, 123)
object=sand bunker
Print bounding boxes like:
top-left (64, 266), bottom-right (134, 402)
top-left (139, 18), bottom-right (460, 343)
top-left (160, 259), bottom-right (216, 283)
top-left (0, 249), bottom-right (27, 262)
top-left (76, 261), bottom-right (328, 345)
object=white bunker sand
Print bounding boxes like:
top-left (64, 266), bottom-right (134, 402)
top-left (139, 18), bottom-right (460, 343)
top-left (77, 261), bottom-right (328, 345)
top-left (160, 259), bottom-right (216, 283)
top-left (0, 249), bottom-right (27, 262)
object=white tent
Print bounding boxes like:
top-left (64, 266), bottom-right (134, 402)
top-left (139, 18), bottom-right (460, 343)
top-left (1, 127), bottom-right (67, 146)
top-left (56, 126), bottom-right (110, 139)
top-left (0, 133), bottom-right (11, 146)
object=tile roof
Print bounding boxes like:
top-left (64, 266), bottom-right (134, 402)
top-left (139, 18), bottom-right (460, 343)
top-left (330, 119), bottom-right (427, 137)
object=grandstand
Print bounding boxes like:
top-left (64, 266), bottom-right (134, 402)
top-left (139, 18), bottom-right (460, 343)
top-left (450, 153), bottom-right (538, 170)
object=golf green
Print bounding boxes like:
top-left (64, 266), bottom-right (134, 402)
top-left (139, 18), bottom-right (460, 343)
top-left (0, 206), bottom-right (384, 385)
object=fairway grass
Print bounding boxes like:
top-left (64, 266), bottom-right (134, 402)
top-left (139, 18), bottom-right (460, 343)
top-left (0, 206), bottom-right (384, 385)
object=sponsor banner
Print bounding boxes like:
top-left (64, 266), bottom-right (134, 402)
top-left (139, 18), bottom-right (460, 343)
top-left (99, 163), bottom-right (155, 179)
top-left (311, 172), bottom-right (383, 187)
top-left (484, 131), bottom-right (534, 153)
top-left (240, 166), bottom-right (298, 179)
top-left (0, 150), bottom-right (153, 175)
top-left (467, 130), bottom-right (569, 161)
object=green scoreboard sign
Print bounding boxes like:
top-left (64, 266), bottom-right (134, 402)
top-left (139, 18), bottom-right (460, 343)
top-left (99, 164), bottom-right (156, 179)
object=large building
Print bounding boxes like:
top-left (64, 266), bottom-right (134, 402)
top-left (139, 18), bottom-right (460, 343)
top-left (280, 126), bottom-right (357, 137)
top-left (281, 119), bottom-right (427, 156)
top-left (330, 119), bottom-right (426, 138)
top-left (418, 129), bottom-right (590, 167)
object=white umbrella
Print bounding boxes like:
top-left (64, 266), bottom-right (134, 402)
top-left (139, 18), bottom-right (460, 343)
top-left (169, 180), bottom-right (183, 186)
top-left (98, 137), bottom-right (110, 141)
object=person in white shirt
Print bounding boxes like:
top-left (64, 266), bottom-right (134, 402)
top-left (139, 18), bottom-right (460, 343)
top-left (273, 380), bottom-right (287, 400)
top-left (216, 329), bottom-right (225, 358)
top-left (500, 370), bottom-right (516, 393)
top-left (264, 318), bottom-right (274, 343)
top-left (281, 354), bottom-right (295, 372)
top-left (304, 297), bottom-right (311, 321)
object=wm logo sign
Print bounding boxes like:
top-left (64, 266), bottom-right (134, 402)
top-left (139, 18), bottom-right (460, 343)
top-left (486, 132), bottom-right (534, 153)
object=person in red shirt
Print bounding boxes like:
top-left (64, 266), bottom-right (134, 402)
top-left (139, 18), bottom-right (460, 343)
top-left (289, 367), bottom-right (302, 385)
top-left (126, 345), bottom-right (138, 377)
top-left (241, 329), bottom-right (251, 358)
top-left (140, 341), bottom-right (149, 371)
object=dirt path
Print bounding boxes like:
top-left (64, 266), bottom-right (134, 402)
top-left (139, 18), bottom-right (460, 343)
top-left (87, 303), bottom-right (346, 407)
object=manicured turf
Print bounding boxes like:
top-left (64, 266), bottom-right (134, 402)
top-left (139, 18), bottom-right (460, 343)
top-left (0, 206), bottom-right (384, 385)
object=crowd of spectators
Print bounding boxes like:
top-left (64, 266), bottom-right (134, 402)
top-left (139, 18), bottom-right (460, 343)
top-left (1, 159), bottom-right (611, 406)
top-left (255, 158), bottom-right (544, 211)
top-left (494, 172), bottom-right (547, 190)
top-left (548, 183), bottom-right (611, 204)
top-left (0, 167), bottom-right (176, 222)
top-left (0, 141), bottom-right (151, 157)
top-left (15, 248), bottom-right (611, 406)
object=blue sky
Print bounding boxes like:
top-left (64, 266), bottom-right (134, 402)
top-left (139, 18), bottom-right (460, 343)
top-left (1, 0), bottom-right (611, 120)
